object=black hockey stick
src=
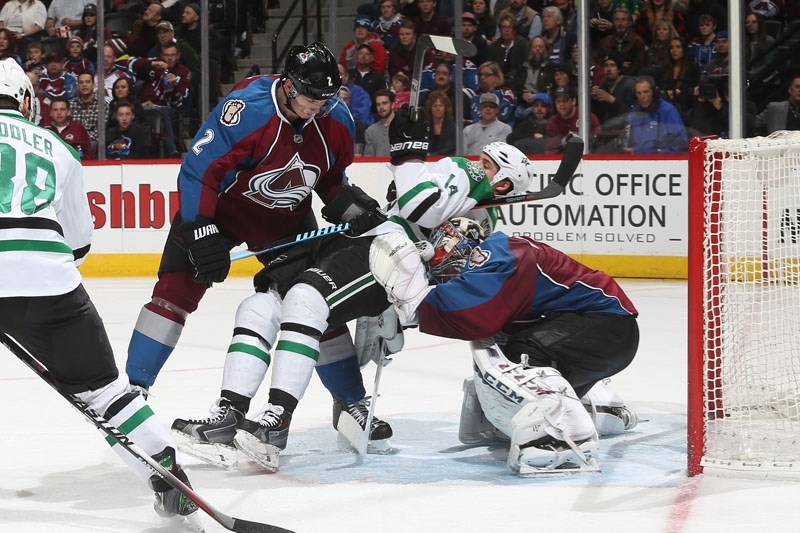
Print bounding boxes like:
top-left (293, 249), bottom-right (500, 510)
top-left (410, 34), bottom-right (477, 110)
top-left (477, 135), bottom-right (585, 208)
top-left (0, 332), bottom-right (295, 533)
top-left (230, 222), bottom-right (350, 262)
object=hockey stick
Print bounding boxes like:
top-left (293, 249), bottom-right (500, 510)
top-left (358, 349), bottom-right (385, 455)
top-left (230, 223), bottom-right (349, 262)
top-left (0, 332), bottom-right (295, 533)
top-left (477, 135), bottom-right (585, 208)
top-left (410, 34), bottom-right (477, 110)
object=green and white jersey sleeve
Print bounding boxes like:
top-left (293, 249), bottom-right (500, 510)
top-left (391, 158), bottom-right (496, 228)
top-left (377, 157), bottom-right (498, 241)
top-left (0, 110), bottom-right (92, 297)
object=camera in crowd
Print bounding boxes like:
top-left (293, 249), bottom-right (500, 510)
top-left (699, 73), bottom-right (729, 101)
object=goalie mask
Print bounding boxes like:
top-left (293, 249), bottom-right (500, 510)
top-left (428, 218), bottom-right (486, 283)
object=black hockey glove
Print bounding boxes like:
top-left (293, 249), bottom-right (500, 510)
top-left (389, 105), bottom-right (430, 166)
top-left (321, 184), bottom-right (387, 236)
top-left (177, 217), bottom-right (231, 284)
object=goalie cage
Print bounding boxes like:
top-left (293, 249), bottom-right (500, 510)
top-left (688, 132), bottom-right (800, 479)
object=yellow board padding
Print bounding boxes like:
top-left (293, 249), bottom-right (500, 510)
top-left (79, 254), bottom-right (264, 278)
top-left (572, 255), bottom-right (687, 279)
top-left (80, 253), bottom-right (689, 280)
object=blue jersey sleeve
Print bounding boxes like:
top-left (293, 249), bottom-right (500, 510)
top-left (179, 76), bottom-right (279, 222)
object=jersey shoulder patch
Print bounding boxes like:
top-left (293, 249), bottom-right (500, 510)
top-left (452, 157), bottom-right (486, 183)
top-left (220, 99), bottom-right (246, 126)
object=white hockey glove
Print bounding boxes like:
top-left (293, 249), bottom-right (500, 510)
top-left (369, 232), bottom-right (432, 325)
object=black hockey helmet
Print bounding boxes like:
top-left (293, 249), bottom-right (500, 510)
top-left (282, 42), bottom-right (341, 101)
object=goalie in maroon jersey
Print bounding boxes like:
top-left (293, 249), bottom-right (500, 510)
top-left (368, 218), bottom-right (641, 474)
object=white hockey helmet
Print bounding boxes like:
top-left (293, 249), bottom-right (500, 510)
top-left (481, 142), bottom-right (533, 195)
top-left (0, 58), bottom-right (34, 120)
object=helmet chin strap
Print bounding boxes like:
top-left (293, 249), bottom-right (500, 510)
top-left (282, 79), bottom-right (302, 118)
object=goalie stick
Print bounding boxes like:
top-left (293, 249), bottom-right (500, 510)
top-left (477, 135), bottom-right (585, 208)
top-left (0, 332), bottom-right (295, 533)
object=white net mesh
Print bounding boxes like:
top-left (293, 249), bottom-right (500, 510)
top-left (701, 132), bottom-right (800, 475)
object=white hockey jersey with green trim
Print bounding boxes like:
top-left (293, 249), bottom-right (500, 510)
top-left (372, 157), bottom-right (499, 241)
top-left (0, 110), bottom-right (92, 297)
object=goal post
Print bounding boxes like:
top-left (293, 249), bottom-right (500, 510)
top-left (688, 132), bottom-right (800, 478)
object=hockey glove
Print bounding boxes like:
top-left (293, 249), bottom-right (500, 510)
top-left (178, 217), bottom-right (231, 284)
top-left (321, 184), bottom-right (387, 236)
top-left (369, 232), bottom-right (432, 325)
top-left (389, 105), bottom-right (430, 166)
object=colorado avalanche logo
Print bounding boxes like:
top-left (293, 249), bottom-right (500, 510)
top-left (244, 153), bottom-right (321, 210)
top-left (467, 246), bottom-right (490, 269)
top-left (220, 99), bottom-right (246, 126)
top-left (297, 52), bottom-right (311, 63)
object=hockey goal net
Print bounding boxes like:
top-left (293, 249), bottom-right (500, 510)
top-left (688, 132), bottom-right (800, 478)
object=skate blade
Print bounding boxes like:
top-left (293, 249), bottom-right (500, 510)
top-left (162, 510), bottom-right (205, 532)
top-left (233, 431), bottom-right (280, 472)
top-left (173, 431), bottom-right (238, 469)
top-left (180, 511), bottom-right (206, 532)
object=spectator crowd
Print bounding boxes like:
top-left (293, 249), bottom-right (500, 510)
top-left (0, 0), bottom-right (261, 159)
top-left (343, 0), bottom-right (800, 156)
top-left (1, 0), bottom-right (799, 158)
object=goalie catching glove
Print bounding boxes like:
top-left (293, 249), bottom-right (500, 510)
top-left (177, 216), bottom-right (231, 284)
top-left (388, 105), bottom-right (430, 165)
top-left (369, 232), bottom-right (432, 325)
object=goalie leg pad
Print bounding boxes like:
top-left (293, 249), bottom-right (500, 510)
top-left (507, 399), bottom-right (600, 476)
top-left (459, 377), bottom-right (508, 445)
top-left (469, 340), bottom-right (595, 441)
top-left (581, 379), bottom-right (639, 436)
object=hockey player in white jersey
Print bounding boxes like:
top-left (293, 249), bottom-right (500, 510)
top-left (0, 58), bottom-right (202, 528)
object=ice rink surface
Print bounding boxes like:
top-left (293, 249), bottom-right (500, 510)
top-left (2, 277), bottom-right (800, 533)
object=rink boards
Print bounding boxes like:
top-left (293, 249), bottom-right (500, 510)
top-left (79, 155), bottom-right (689, 279)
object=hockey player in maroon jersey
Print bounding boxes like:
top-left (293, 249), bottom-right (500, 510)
top-left (368, 218), bottom-right (641, 474)
top-left (127, 42), bottom-right (393, 467)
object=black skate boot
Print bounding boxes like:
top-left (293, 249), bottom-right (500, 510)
top-left (171, 397), bottom-right (244, 468)
top-left (333, 397), bottom-right (393, 453)
top-left (233, 403), bottom-right (292, 472)
top-left (149, 447), bottom-right (203, 530)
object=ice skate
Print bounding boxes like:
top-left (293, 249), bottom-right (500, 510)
top-left (233, 403), bottom-right (291, 472)
top-left (581, 379), bottom-right (638, 436)
top-left (149, 447), bottom-right (204, 531)
top-left (333, 397), bottom-right (393, 454)
top-left (171, 397), bottom-right (243, 469)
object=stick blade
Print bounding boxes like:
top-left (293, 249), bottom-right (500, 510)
top-left (232, 517), bottom-right (297, 533)
top-left (553, 135), bottom-right (584, 187)
top-left (428, 35), bottom-right (477, 57)
top-left (529, 135), bottom-right (584, 200)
